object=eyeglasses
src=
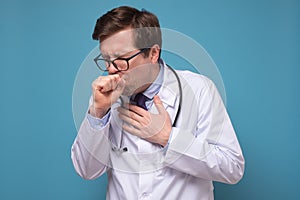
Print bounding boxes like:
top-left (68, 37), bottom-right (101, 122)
top-left (94, 48), bottom-right (148, 72)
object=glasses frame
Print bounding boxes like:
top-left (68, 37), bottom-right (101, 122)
top-left (94, 48), bottom-right (149, 72)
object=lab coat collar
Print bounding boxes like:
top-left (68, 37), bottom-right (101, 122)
top-left (157, 59), bottom-right (179, 108)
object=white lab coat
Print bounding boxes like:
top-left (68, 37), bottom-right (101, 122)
top-left (71, 61), bottom-right (245, 200)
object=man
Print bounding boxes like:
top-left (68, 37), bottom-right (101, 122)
top-left (71, 6), bottom-right (244, 199)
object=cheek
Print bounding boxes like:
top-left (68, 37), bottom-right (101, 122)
top-left (122, 73), bottom-right (142, 94)
top-left (124, 59), bottom-right (152, 89)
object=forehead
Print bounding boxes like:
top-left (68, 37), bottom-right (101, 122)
top-left (100, 29), bottom-right (135, 56)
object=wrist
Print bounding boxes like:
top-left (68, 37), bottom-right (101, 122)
top-left (88, 106), bottom-right (109, 118)
top-left (160, 128), bottom-right (172, 147)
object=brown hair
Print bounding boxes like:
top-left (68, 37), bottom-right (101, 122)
top-left (92, 6), bottom-right (162, 57)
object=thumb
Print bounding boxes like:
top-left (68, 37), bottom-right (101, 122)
top-left (116, 78), bottom-right (125, 93)
top-left (111, 78), bottom-right (125, 103)
top-left (154, 95), bottom-right (165, 114)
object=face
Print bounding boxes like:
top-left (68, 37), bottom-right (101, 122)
top-left (100, 28), bottom-right (157, 96)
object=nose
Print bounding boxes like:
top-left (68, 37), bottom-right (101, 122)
top-left (107, 62), bottom-right (119, 74)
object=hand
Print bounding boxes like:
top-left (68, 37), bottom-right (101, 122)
top-left (117, 95), bottom-right (172, 147)
top-left (89, 74), bottom-right (125, 118)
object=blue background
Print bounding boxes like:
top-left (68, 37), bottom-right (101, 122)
top-left (0, 0), bottom-right (299, 199)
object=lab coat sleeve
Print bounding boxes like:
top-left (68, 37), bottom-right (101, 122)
top-left (164, 77), bottom-right (245, 184)
top-left (71, 99), bottom-right (112, 180)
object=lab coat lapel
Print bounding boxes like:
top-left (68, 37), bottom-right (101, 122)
top-left (156, 63), bottom-right (180, 125)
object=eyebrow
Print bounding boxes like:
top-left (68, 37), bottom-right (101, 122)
top-left (102, 50), bottom-right (135, 60)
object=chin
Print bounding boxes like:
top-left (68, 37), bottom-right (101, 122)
top-left (122, 87), bottom-right (134, 96)
top-left (122, 86), bottom-right (141, 96)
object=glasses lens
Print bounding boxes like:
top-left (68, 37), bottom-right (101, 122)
top-left (113, 59), bottom-right (128, 71)
top-left (95, 59), bottom-right (109, 71)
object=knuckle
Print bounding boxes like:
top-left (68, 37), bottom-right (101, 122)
top-left (141, 118), bottom-right (150, 126)
top-left (129, 112), bottom-right (135, 119)
top-left (92, 80), bottom-right (97, 87)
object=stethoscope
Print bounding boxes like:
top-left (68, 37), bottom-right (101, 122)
top-left (112, 64), bottom-right (182, 152)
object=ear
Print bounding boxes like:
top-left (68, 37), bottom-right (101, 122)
top-left (149, 44), bottom-right (161, 64)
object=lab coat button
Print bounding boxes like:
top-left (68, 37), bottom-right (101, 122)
top-left (141, 192), bottom-right (149, 198)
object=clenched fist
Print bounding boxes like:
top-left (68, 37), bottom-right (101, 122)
top-left (89, 74), bottom-right (125, 118)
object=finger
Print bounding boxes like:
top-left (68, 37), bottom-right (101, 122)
top-left (108, 75), bottom-right (121, 92)
top-left (117, 106), bottom-right (131, 117)
top-left (114, 78), bottom-right (125, 94)
top-left (97, 74), bottom-right (120, 92)
top-left (122, 124), bottom-right (142, 137)
top-left (153, 95), bottom-right (165, 114)
top-left (93, 78), bottom-right (108, 92)
top-left (109, 78), bottom-right (125, 104)
top-left (117, 106), bottom-right (143, 122)
top-left (128, 104), bottom-right (148, 116)
top-left (119, 112), bottom-right (141, 129)
top-left (103, 74), bottom-right (121, 92)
